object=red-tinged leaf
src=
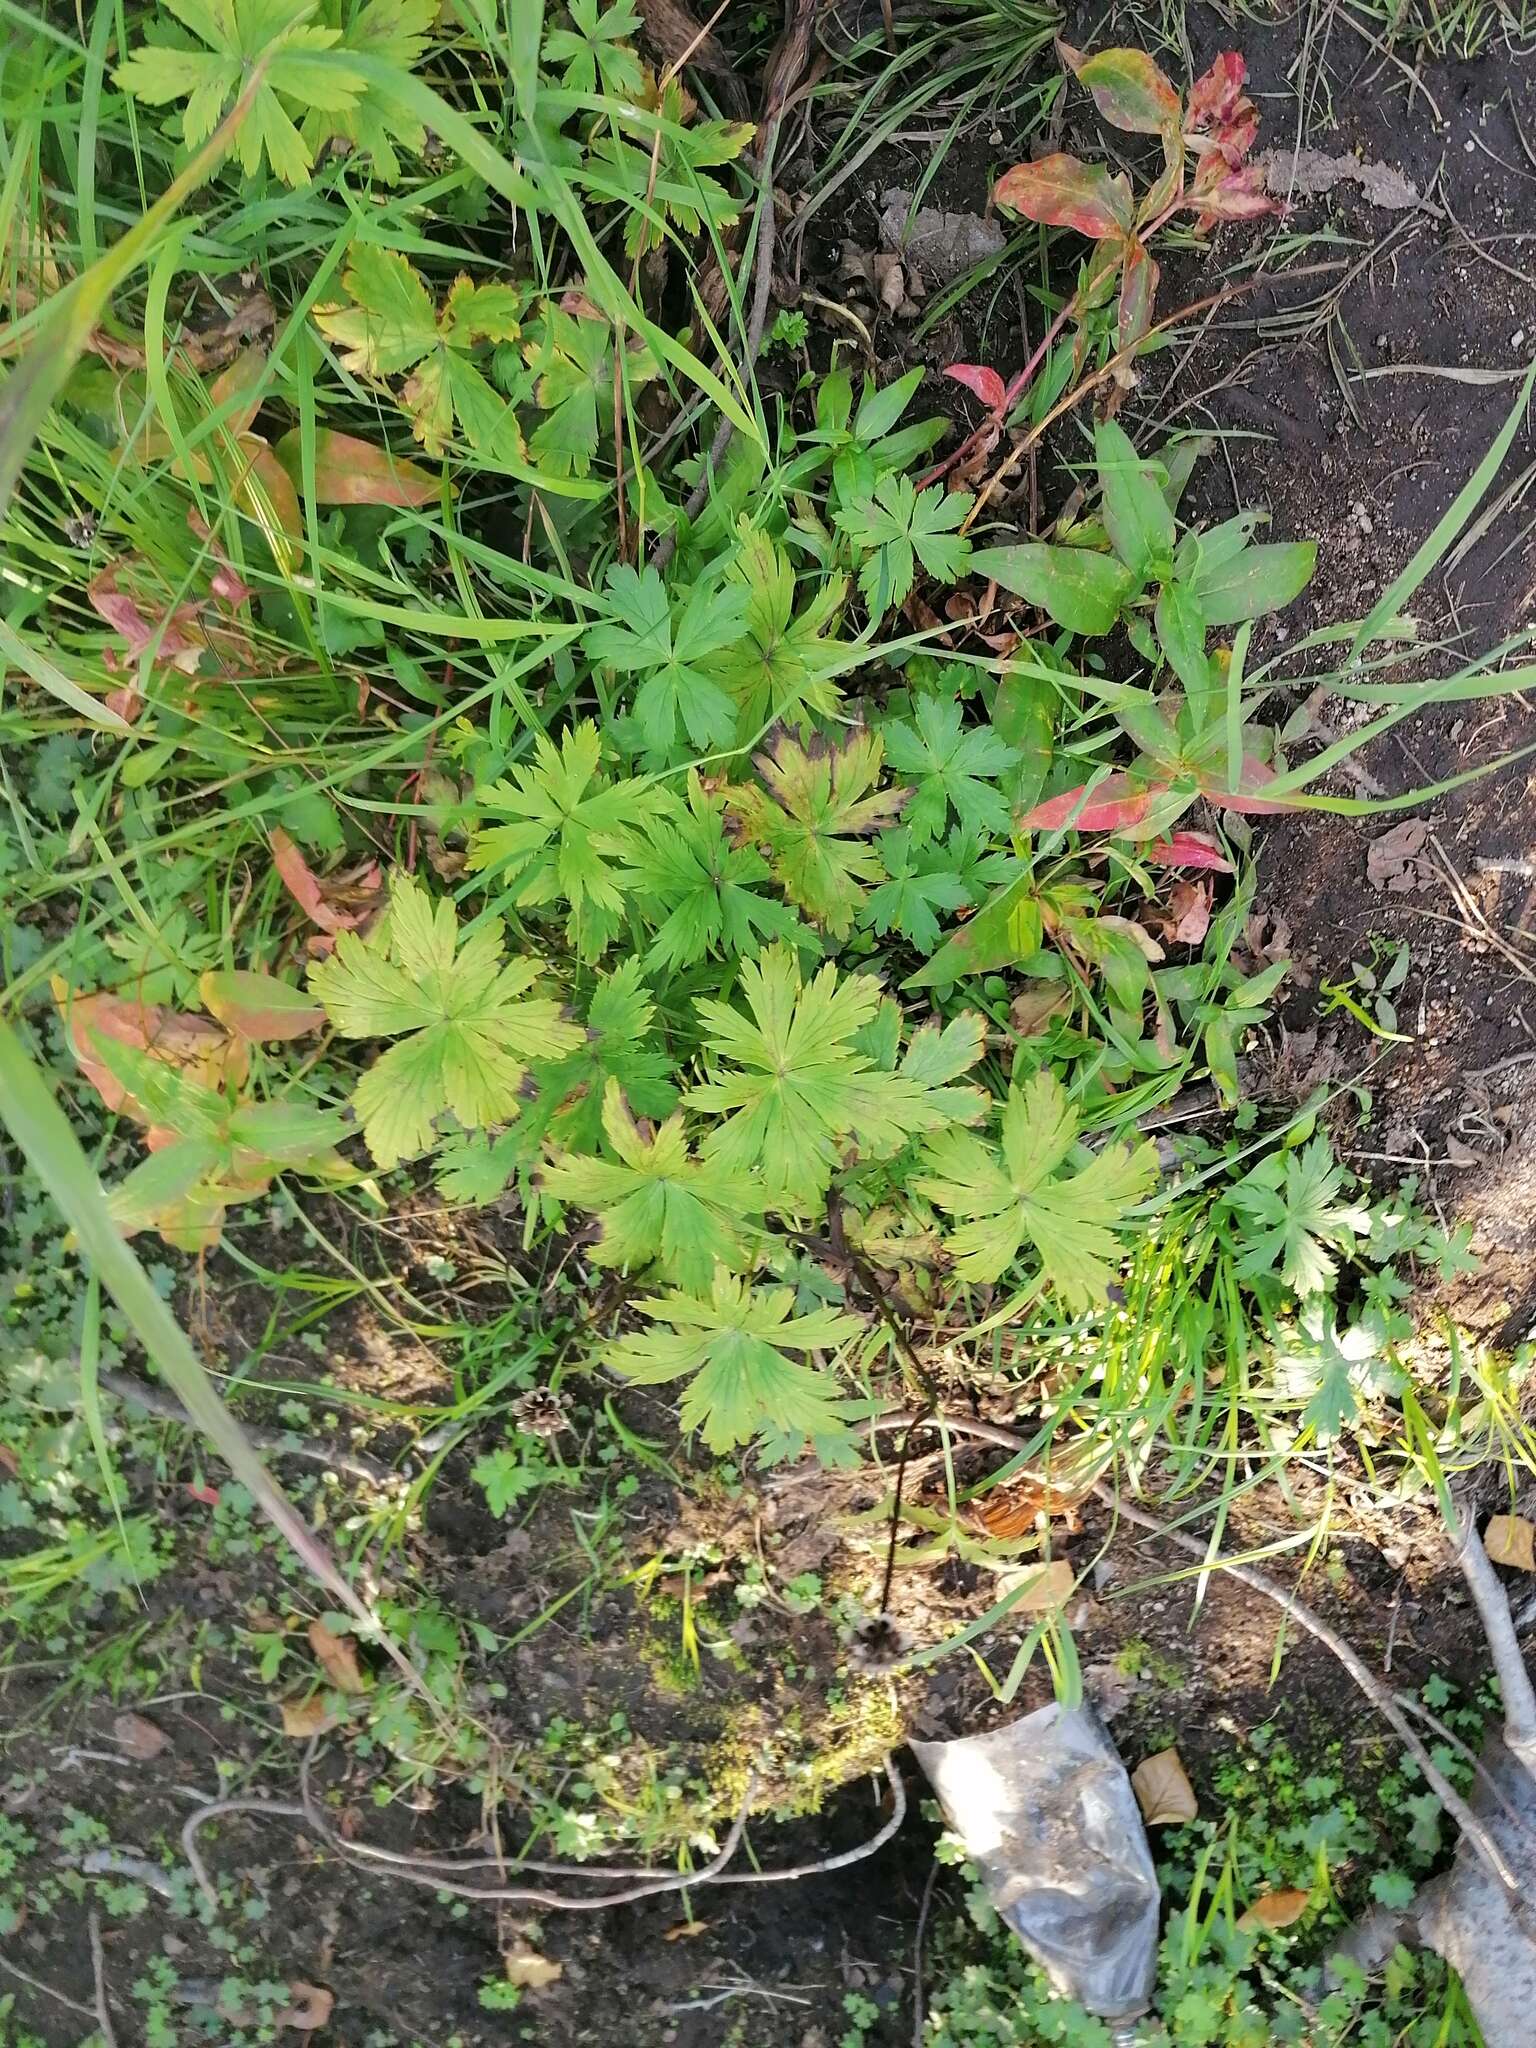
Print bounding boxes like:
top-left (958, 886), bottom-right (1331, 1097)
top-left (1145, 830), bottom-right (1234, 872)
top-left (89, 566), bottom-right (205, 674)
top-left (994, 153), bottom-right (1134, 240)
top-left (269, 828), bottom-right (382, 937)
top-left (944, 363), bottom-right (1007, 409)
top-left (1059, 42), bottom-right (1182, 137)
top-left (209, 343), bottom-right (268, 438)
top-left (272, 428), bottom-right (440, 508)
top-left (1206, 756), bottom-right (1292, 814)
top-left (239, 441), bottom-right (302, 539)
top-left (187, 507), bottom-right (252, 607)
top-left (54, 987), bottom-right (246, 1115)
top-left (1189, 160), bottom-right (1277, 229)
top-left (185, 1480), bottom-right (221, 1506)
top-left (1188, 52), bottom-right (1247, 130)
top-left (1018, 773), bottom-right (1163, 835)
top-left (199, 969), bottom-right (326, 1041)
top-left (1117, 237), bottom-right (1158, 354)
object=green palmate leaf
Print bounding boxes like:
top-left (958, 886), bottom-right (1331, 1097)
top-left (726, 730), bottom-right (907, 938)
top-left (684, 945), bottom-right (971, 1206)
top-left (530, 957), bottom-right (677, 1154)
top-left (469, 721), bottom-right (660, 960)
top-left (915, 1070), bottom-right (1157, 1306)
top-left (859, 829), bottom-right (973, 954)
top-left (299, 0), bottom-right (436, 179)
top-left (587, 82), bottom-right (753, 257)
top-left (308, 872), bottom-right (584, 1168)
top-left (880, 691), bottom-right (1019, 843)
top-left (606, 1269), bottom-right (862, 1454)
top-left (542, 0), bottom-right (643, 97)
top-left (314, 248), bottom-right (524, 458)
top-left (1224, 1138), bottom-right (1372, 1297)
top-left (835, 474), bottom-right (973, 615)
top-left (585, 563), bottom-right (749, 757)
top-left (542, 1078), bottom-right (766, 1289)
top-left (522, 304), bottom-right (658, 479)
top-left (972, 543), bottom-right (1135, 636)
top-left (714, 526), bottom-right (853, 735)
top-left (1192, 540), bottom-right (1317, 624)
top-left (116, 0), bottom-right (367, 187)
top-left (1277, 1305), bottom-right (1402, 1442)
top-left (622, 773), bottom-right (813, 972)
top-left (1096, 419), bottom-right (1174, 578)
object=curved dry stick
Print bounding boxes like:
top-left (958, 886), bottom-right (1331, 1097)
top-left (1448, 1504), bottom-right (1536, 1781)
top-left (183, 1754), bottom-right (905, 1912)
top-left (867, 1408), bottom-right (1531, 1910)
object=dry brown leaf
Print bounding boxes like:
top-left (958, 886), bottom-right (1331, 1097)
top-left (1132, 1747), bottom-right (1198, 1825)
top-left (504, 1948), bottom-right (563, 1989)
top-left (308, 1617), bottom-right (366, 1693)
top-left (663, 1918), bottom-right (712, 1941)
top-left (274, 1981), bottom-right (335, 2031)
top-left (1238, 1888), bottom-right (1310, 1931)
top-left (112, 1711), bottom-right (169, 1760)
top-left (1485, 1514), bottom-right (1536, 1571)
top-left (280, 1695), bottom-right (336, 1739)
top-left (994, 1558), bottom-right (1076, 1612)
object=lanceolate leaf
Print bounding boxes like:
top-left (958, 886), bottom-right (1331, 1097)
top-left (905, 870), bottom-right (1042, 989)
top-left (1117, 236), bottom-right (1158, 353)
top-left (1192, 541), bottom-right (1317, 624)
top-left (1096, 420), bottom-right (1174, 578)
top-left (199, 969), bottom-right (325, 1041)
top-left (273, 427), bottom-right (439, 506)
top-left (1017, 773), bottom-right (1159, 835)
top-left (993, 153), bottom-right (1134, 240)
top-left (972, 543), bottom-right (1134, 636)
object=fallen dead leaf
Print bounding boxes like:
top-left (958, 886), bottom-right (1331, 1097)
top-left (274, 1981), bottom-right (335, 2031)
top-left (994, 1558), bottom-right (1076, 1612)
top-left (1132, 1747), bottom-right (1199, 1825)
top-left (308, 1617), bottom-right (366, 1693)
top-left (1010, 984), bottom-right (1073, 1038)
top-left (1366, 818), bottom-right (1429, 894)
top-left (1238, 1888), bottom-right (1310, 1931)
top-left (1485, 1514), bottom-right (1536, 1571)
top-left (112, 1711), bottom-right (169, 1761)
top-left (663, 1917), bottom-right (712, 1941)
top-left (281, 1695), bottom-right (337, 1739)
top-left (503, 1947), bottom-right (563, 1989)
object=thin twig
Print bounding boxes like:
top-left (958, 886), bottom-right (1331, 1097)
top-left (1096, 1481), bottom-right (1533, 1913)
top-left (0, 1953), bottom-right (98, 2022)
top-left (88, 1911), bottom-right (119, 2048)
top-left (1447, 1506), bottom-right (1536, 1781)
top-left (912, 1857), bottom-right (941, 2048)
top-left (97, 1368), bottom-right (391, 1486)
top-left (183, 1753), bottom-right (906, 1910)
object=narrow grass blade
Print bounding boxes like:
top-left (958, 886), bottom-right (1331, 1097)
top-left (0, 68), bottom-right (267, 507)
top-left (0, 1015), bottom-right (376, 1637)
top-left (1347, 359), bottom-right (1536, 661)
top-left (0, 617), bottom-right (132, 732)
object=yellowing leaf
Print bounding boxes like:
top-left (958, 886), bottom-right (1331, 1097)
top-left (1485, 1514), bottom-right (1536, 1571)
top-left (726, 730), bottom-right (908, 938)
top-left (200, 970), bottom-right (325, 1042)
top-left (307, 1617), bottom-right (366, 1694)
top-left (915, 1070), bottom-right (1156, 1307)
top-left (309, 873), bottom-right (584, 1168)
top-left (996, 1558), bottom-right (1076, 1611)
top-left (503, 1948), bottom-right (563, 1989)
top-left (280, 1695), bottom-right (336, 1738)
top-left (1132, 1747), bottom-right (1198, 1825)
top-left (1238, 1889), bottom-right (1310, 1932)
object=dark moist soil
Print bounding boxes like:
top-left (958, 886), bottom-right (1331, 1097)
top-left (10, 17), bottom-right (1536, 2048)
